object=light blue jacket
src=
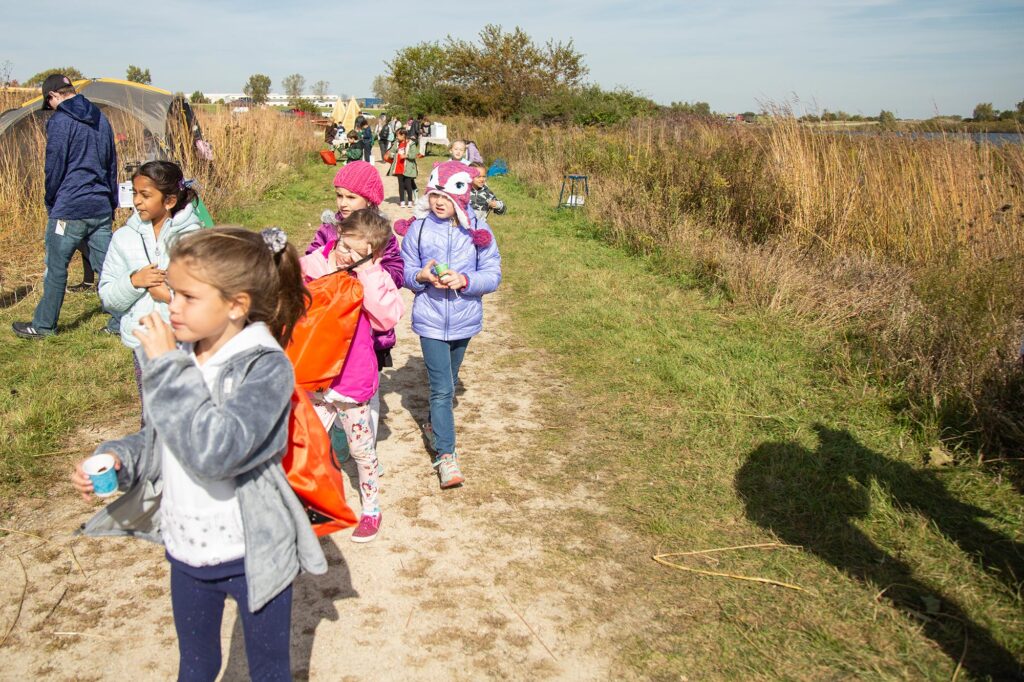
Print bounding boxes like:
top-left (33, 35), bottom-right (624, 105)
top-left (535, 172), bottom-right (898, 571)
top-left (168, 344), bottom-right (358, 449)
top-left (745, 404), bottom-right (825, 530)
top-left (78, 327), bottom-right (327, 612)
top-left (400, 213), bottom-right (501, 341)
top-left (99, 203), bottom-right (204, 348)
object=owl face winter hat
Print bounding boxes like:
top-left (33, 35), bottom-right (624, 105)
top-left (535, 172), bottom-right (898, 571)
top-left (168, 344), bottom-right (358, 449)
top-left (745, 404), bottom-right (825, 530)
top-left (424, 161), bottom-right (479, 229)
top-left (333, 160), bottom-right (384, 207)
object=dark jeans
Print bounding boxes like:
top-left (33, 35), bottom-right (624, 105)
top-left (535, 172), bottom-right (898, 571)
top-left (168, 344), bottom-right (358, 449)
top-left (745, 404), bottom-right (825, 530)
top-left (170, 562), bottom-right (293, 682)
top-left (398, 176), bottom-right (417, 204)
top-left (363, 140), bottom-right (372, 162)
top-left (379, 140), bottom-right (389, 159)
top-left (76, 242), bottom-right (95, 284)
top-left (32, 215), bottom-right (116, 334)
top-left (420, 336), bottom-right (471, 455)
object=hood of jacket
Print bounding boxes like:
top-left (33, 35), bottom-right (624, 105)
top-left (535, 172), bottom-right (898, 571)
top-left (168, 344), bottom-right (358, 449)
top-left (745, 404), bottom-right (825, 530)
top-left (124, 200), bottom-right (203, 240)
top-left (56, 94), bottom-right (102, 129)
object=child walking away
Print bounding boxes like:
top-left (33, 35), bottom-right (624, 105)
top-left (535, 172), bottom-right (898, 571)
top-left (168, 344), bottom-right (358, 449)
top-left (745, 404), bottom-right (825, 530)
top-left (376, 114), bottom-right (392, 161)
top-left (74, 227), bottom-right (324, 680)
top-left (468, 162), bottom-right (507, 219)
top-left (99, 161), bottom-right (204, 406)
top-left (306, 162), bottom-right (403, 466)
top-left (397, 161), bottom-right (502, 488)
top-left (385, 128), bottom-right (418, 208)
top-left (300, 209), bottom-right (403, 542)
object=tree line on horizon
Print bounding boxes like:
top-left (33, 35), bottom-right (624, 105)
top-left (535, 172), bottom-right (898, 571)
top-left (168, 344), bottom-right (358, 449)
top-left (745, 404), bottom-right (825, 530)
top-left (5, 56), bottom-right (1021, 127)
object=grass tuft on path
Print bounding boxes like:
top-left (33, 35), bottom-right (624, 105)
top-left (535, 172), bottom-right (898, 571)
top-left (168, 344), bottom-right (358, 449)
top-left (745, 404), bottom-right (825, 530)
top-left (486, 173), bottom-right (1023, 679)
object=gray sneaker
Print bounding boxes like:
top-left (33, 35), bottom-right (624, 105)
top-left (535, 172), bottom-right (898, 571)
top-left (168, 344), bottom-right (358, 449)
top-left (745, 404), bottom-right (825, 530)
top-left (433, 453), bottom-right (464, 489)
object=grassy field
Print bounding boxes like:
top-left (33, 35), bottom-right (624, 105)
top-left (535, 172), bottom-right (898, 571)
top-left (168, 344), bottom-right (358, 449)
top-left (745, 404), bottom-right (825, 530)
top-left (0, 108), bottom-right (320, 288)
top-left (0, 153), bottom-right (1020, 677)
top-left (486, 173), bottom-right (1023, 679)
top-left (452, 116), bottom-right (1024, 463)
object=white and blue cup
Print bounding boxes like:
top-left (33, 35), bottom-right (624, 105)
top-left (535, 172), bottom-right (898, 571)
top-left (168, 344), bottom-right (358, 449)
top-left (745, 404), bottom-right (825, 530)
top-left (82, 454), bottom-right (118, 497)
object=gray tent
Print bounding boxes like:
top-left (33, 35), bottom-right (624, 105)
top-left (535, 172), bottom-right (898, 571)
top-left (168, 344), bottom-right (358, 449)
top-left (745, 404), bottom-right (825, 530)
top-left (0, 78), bottom-right (206, 167)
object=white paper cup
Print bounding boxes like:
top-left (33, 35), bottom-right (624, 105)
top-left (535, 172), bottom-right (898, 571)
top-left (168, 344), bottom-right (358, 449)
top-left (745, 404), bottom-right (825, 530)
top-left (82, 454), bottom-right (118, 497)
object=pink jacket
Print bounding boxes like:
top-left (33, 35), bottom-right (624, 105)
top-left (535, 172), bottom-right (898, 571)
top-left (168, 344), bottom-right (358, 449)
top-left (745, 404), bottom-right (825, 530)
top-left (299, 244), bottom-right (404, 403)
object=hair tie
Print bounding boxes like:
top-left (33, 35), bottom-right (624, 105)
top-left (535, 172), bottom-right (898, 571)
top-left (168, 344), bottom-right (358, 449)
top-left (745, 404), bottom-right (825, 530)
top-left (178, 178), bottom-right (198, 191)
top-left (261, 227), bottom-right (288, 255)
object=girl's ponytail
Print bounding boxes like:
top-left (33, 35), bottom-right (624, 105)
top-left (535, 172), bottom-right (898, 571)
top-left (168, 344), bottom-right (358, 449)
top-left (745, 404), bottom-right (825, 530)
top-left (263, 229), bottom-right (308, 347)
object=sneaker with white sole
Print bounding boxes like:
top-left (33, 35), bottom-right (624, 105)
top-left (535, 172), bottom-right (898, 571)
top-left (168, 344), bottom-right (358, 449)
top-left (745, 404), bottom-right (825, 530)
top-left (351, 512), bottom-right (381, 543)
top-left (434, 453), bottom-right (464, 489)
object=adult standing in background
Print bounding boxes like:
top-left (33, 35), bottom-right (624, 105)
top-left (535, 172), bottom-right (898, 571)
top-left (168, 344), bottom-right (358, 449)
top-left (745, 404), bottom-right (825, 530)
top-left (12, 74), bottom-right (119, 339)
top-left (356, 115), bottom-right (373, 163)
top-left (376, 114), bottom-right (392, 162)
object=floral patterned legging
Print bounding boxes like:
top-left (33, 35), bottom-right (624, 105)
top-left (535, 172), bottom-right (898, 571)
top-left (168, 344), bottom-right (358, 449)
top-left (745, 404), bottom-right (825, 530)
top-left (311, 391), bottom-right (381, 516)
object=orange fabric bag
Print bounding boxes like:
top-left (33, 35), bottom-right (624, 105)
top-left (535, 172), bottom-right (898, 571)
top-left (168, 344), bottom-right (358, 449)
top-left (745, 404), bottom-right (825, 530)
top-left (283, 389), bottom-right (358, 536)
top-left (287, 269), bottom-right (363, 391)
top-left (319, 150), bottom-right (337, 165)
top-left (282, 270), bottom-right (364, 535)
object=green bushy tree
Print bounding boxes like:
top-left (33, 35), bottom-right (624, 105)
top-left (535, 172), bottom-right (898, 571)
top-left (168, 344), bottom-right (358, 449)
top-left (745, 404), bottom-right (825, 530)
top-left (24, 66), bottom-right (84, 87)
top-left (243, 74), bottom-right (271, 105)
top-left (126, 65), bottom-right (151, 84)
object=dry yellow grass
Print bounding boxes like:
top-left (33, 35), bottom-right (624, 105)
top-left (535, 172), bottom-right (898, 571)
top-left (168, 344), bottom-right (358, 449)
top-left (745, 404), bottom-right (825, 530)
top-left (454, 114), bottom-right (1024, 451)
top-left (0, 107), bottom-right (320, 288)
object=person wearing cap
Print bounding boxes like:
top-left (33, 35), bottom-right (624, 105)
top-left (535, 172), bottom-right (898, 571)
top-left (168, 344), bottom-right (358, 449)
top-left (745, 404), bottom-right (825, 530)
top-left (12, 74), bottom-right (119, 339)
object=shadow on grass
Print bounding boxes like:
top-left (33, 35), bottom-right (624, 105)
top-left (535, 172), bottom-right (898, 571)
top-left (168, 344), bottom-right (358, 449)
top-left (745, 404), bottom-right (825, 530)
top-left (736, 424), bottom-right (1023, 680)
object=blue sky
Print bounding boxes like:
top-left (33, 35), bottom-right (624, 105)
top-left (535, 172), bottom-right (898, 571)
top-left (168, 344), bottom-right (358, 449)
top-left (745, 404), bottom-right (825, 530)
top-left (4, 0), bottom-right (1022, 119)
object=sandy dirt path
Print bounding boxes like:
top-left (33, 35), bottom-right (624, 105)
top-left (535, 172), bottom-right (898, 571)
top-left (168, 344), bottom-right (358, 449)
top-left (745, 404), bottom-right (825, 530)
top-left (0, 165), bottom-right (628, 681)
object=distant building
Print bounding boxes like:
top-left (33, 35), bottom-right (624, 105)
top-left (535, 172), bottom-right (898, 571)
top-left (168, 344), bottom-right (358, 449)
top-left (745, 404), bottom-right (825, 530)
top-left (204, 93), bottom-right (343, 108)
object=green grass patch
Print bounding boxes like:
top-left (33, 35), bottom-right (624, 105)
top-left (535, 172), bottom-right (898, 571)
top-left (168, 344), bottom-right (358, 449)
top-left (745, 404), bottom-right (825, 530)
top-left (486, 173), bottom-right (1024, 679)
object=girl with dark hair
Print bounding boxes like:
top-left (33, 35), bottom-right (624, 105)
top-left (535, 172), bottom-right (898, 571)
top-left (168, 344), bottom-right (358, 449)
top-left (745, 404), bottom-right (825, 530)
top-left (74, 226), bottom-right (322, 680)
top-left (99, 160), bottom-right (204, 403)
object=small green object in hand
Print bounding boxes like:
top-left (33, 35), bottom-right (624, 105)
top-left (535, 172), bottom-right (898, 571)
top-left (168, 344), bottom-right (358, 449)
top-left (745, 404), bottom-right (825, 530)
top-left (432, 263), bottom-right (449, 277)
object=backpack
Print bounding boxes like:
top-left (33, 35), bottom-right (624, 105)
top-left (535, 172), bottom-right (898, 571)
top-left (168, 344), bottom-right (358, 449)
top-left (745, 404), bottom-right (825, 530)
top-left (487, 159), bottom-right (509, 176)
top-left (282, 269), bottom-right (364, 536)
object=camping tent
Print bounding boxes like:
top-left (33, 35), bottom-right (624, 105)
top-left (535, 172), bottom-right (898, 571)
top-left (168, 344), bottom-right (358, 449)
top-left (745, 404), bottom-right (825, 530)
top-left (331, 97), bottom-right (361, 132)
top-left (0, 78), bottom-right (207, 169)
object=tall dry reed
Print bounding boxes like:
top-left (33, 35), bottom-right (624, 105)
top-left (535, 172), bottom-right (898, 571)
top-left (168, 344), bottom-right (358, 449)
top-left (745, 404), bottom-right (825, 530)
top-left (0, 107), bottom-right (319, 287)
top-left (455, 115), bottom-right (1024, 453)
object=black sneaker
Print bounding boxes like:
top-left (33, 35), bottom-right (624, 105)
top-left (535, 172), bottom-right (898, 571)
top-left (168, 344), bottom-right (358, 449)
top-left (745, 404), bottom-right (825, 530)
top-left (67, 282), bottom-right (95, 293)
top-left (12, 322), bottom-right (52, 339)
top-left (98, 327), bottom-right (119, 336)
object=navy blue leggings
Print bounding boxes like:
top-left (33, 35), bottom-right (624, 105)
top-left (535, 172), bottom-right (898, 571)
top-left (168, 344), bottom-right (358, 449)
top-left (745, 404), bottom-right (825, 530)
top-left (170, 562), bottom-right (293, 681)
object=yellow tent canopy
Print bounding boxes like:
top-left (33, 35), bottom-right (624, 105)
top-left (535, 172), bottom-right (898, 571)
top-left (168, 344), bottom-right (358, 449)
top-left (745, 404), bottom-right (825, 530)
top-left (331, 97), bottom-right (361, 131)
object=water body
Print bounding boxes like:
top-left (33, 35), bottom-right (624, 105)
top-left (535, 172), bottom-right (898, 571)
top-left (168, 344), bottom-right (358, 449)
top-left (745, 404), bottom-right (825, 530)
top-left (822, 130), bottom-right (1023, 146)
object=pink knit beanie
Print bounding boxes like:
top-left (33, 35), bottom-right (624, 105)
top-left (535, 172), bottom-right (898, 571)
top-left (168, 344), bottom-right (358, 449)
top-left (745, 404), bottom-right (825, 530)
top-left (333, 161), bottom-right (384, 207)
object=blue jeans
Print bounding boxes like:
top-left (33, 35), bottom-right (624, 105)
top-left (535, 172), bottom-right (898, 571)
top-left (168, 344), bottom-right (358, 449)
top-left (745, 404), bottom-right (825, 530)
top-left (32, 215), bottom-right (116, 333)
top-left (420, 336), bottom-right (471, 455)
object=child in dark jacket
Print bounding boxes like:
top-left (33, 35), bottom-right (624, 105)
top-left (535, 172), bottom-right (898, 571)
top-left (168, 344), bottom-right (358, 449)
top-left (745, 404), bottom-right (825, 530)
top-left (468, 162), bottom-right (506, 219)
top-left (344, 130), bottom-right (363, 163)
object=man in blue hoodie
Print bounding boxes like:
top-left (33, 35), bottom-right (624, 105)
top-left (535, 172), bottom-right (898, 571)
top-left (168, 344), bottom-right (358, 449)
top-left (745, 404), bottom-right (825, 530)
top-left (13, 74), bottom-right (119, 339)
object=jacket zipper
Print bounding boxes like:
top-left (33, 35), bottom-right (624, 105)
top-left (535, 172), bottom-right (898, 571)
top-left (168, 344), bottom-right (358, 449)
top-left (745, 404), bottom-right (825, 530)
top-left (444, 222), bottom-right (452, 341)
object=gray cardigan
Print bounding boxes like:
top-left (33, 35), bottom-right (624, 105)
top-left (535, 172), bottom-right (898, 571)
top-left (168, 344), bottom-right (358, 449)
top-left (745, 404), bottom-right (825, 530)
top-left (78, 344), bottom-right (327, 612)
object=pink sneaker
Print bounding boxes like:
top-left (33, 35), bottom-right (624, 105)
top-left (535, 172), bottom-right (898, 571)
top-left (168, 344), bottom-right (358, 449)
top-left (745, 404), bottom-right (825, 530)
top-left (351, 512), bottom-right (381, 543)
